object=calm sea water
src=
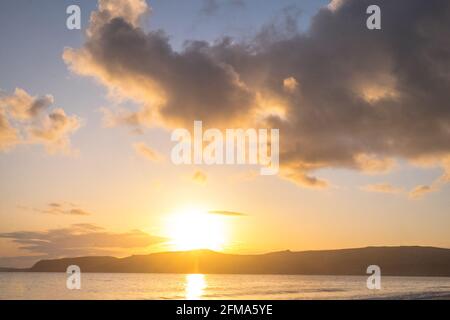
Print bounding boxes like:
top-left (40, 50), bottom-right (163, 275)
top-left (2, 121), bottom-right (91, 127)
top-left (1, 273), bottom-right (450, 300)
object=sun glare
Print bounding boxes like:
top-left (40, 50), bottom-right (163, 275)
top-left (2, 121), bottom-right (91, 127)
top-left (185, 274), bottom-right (206, 299)
top-left (166, 208), bottom-right (227, 251)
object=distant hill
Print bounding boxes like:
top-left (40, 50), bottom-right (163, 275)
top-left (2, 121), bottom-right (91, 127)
top-left (0, 267), bottom-right (27, 272)
top-left (22, 246), bottom-right (450, 276)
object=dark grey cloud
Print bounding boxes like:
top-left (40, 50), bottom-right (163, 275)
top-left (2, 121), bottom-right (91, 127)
top-left (64, 0), bottom-right (450, 188)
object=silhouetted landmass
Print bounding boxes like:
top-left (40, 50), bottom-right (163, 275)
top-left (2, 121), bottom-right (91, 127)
top-left (0, 267), bottom-right (27, 272)
top-left (14, 246), bottom-right (450, 276)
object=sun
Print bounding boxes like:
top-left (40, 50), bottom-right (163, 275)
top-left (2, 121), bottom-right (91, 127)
top-left (165, 208), bottom-right (227, 251)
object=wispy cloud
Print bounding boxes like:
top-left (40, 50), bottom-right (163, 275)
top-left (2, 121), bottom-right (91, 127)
top-left (33, 202), bottom-right (93, 216)
top-left (362, 159), bottom-right (450, 199)
top-left (408, 157), bottom-right (450, 199)
top-left (409, 185), bottom-right (434, 199)
top-left (192, 170), bottom-right (208, 184)
top-left (208, 210), bottom-right (247, 217)
top-left (362, 183), bottom-right (403, 194)
top-left (133, 141), bottom-right (162, 162)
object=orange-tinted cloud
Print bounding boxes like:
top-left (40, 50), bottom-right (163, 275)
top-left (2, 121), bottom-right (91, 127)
top-left (63, 0), bottom-right (450, 188)
top-left (192, 170), bottom-right (207, 184)
top-left (0, 88), bottom-right (81, 154)
top-left (362, 183), bottom-right (403, 194)
top-left (407, 156), bottom-right (450, 198)
top-left (133, 141), bottom-right (162, 162)
top-left (409, 185), bottom-right (434, 199)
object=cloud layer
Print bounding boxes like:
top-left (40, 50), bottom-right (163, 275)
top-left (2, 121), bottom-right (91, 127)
top-left (64, 0), bottom-right (450, 189)
top-left (0, 224), bottom-right (166, 261)
top-left (192, 170), bottom-right (208, 184)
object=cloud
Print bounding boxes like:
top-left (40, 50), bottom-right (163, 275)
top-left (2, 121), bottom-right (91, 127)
top-left (363, 158), bottom-right (450, 198)
top-left (0, 107), bottom-right (19, 150)
top-left (409, 185), bottom-right (433, 199)
top-left (0, 88), bottom-right (54, 120)
top-left (327, 0), bottom-right (345, 11)
top-left (201, 0), bottom-right (219, 15)
top-left (407, 155), bottom-right (450, 198)
top-left (0, 88), bottom-right (81, 154)
top-left (0, 224), bottom-right (166, 259)
top-left (208, 210), bottom-right (247, 216)
top-left (362, 183), bottom-right (403, 194)
top-left (200, 0), bottom-right (245, 15)
top-left (63, 0), bottom-right (255, 129)
top-left (362, 156), bottom-right (450, 199)
top-left (34, 202), bottom-right (93, 216)
top-left (281, 167), bottom-right (329, 188)
top-left (64, 0), bottom-right (450, 189)
top-left (133, 141), bottom-right (162, 161)
top-left (192, 170), bottom-right (207, 184)
top-left (408, 173), bottom-right (449, 199)
top-left (353, 154), bottom-right (395, 174)
top-left (283, 77), bottom-right (299, 93)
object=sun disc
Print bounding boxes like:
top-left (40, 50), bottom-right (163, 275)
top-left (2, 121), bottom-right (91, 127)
top-left (166, 209), bottom-right (227, 251)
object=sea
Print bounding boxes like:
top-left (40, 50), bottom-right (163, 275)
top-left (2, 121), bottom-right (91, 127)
top-left (1, 273), bottom-right (450, 300)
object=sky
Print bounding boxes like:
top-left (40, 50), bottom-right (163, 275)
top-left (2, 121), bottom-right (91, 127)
top-left (0, 0), bottom-right (449, 268)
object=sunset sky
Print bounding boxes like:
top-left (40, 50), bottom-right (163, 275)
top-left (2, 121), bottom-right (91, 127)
top-left (0, 0), bottom-right (449, 268)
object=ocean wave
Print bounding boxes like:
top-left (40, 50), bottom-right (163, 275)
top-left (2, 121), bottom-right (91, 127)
top-left (369, 291), bottom-right (450, 300)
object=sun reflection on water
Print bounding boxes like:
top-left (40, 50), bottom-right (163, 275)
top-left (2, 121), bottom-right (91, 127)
top-left (185, 274), bottom-right (206, 300)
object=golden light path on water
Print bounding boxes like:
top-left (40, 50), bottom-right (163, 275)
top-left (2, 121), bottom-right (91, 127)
top-left (185, 274), bottom-right (207, 299)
